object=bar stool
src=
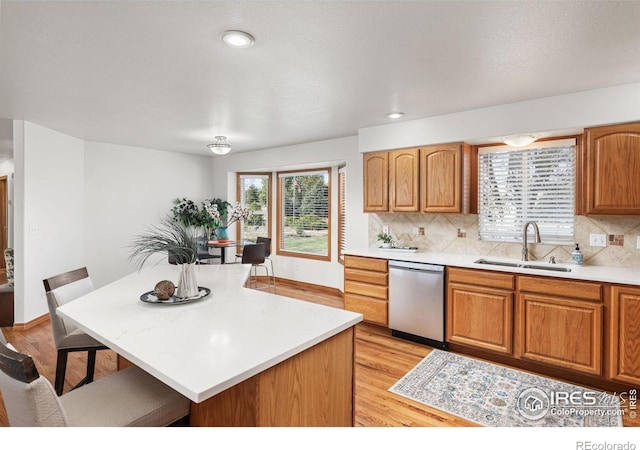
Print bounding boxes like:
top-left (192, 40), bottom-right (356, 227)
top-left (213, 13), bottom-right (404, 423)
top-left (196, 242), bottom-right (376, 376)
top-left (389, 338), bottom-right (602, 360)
top-left (241, 243), bottom-right (274, 293)
top-left (256, 237), bottom-right (276, 290)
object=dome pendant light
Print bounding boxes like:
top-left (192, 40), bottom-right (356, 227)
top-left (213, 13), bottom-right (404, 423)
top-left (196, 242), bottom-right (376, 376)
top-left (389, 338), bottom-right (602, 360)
top-left (207, 136), bottom-right (233, 155)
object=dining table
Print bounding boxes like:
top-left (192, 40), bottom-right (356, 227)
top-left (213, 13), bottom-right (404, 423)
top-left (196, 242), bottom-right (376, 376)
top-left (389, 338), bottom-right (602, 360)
top-left (57, 263), bottom-right (362, 426)
top-left (207, 239), bottom-right (238, 264)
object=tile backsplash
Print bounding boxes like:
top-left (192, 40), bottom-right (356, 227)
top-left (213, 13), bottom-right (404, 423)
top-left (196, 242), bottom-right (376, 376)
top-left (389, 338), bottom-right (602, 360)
top-left (369, 214), bottom-right (640, 267)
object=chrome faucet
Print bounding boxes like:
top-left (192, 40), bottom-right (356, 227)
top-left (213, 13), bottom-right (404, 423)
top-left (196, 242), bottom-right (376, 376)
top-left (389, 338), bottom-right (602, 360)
top-left (522, 221), bottom-right (541, 261)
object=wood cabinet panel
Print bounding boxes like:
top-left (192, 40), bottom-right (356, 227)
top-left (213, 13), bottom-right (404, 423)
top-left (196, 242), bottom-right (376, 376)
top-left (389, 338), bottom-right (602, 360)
top-left (447, 283), bottom-right (513, 354)
top-left (344, 280), bottom-right (387, 300)
top-left (191, 327), bottom-right (354, 426)
top-left (420, 144), bottom-right (467, 213)
top-left (363, 152), bottom-right (389, 212)
top-left (585, 122), bottom-right (640, 214)
top-left (518, 294), bottom-right (602, 375)
top-left (389, 148), bottom-right (420, 212)
top-left (447, 267), bottom-right (515, 290)
top-left (344, 268), bottom-right (388, 286)
top-left (344, 294), bottom-right (388, 326)
top-left (518, 276), bottom-right (602, 301)
top-left (610, 286), bottom-right (640, 385)
top-left (344, 255), bottom-right (389, 326)
top-left (344, 255), bottom-right (387, 272)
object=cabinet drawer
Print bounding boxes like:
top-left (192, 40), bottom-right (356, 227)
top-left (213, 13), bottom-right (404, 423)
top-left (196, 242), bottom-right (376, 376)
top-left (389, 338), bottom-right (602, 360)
top-left (447, 267), bottom-right (515, 290)
top-left (518, 276), bottom-right (602, 301)
top-left (344, 268), bottom-right (388, 286)
top-left (344, 255), bottom-right (388, 273)
top-left (344, 280), bottom-right (388, 300)
top-left (344, 293), bottom-right (388, 326)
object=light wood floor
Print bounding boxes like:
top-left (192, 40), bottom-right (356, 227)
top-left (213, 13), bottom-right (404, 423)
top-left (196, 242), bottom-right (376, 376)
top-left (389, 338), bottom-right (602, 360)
top-left (1, 279), bottom-right (636, 427)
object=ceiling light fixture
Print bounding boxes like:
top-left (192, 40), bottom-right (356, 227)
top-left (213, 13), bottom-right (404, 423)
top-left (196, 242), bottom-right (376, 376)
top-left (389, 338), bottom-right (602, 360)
top-left (386, 112), bottom-right (405, 119)
top-left (503, 134), bottom-right (537, 147)
top-left (221, 30), bottom-right (255, 49)
top-left (207, 136), bottom-right (233, 155)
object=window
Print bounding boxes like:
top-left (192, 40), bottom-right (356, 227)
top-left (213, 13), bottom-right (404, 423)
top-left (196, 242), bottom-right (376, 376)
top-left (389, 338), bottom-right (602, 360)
top-left (478, 138), bottom-right (576, 243)
top-left (277, 169), bottom-right (331, 260)
top-left (338, 166), bottom-right (346, 264)
top-left (237, 173), bottom-right (271, 245)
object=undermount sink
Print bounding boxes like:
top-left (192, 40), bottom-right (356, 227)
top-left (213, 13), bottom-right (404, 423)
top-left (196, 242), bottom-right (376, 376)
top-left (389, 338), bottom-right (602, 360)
top-left (474, 258), bottom-right (572, 273)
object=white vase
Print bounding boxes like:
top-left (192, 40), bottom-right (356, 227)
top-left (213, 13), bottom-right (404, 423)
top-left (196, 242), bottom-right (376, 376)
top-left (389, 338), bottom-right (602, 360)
top-left (177, 262), bottom-right (199, 298)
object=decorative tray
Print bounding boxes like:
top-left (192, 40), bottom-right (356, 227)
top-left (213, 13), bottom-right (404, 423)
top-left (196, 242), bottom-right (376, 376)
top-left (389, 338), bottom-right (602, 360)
top-left (140, 287), bottom-right (211, 305)
top-left (379, 247), bottom-right (419, 253)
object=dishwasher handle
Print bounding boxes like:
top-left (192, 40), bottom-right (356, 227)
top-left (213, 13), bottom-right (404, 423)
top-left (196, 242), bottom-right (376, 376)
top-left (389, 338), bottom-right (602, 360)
top-left (388, 260), bottom-right (444, 273)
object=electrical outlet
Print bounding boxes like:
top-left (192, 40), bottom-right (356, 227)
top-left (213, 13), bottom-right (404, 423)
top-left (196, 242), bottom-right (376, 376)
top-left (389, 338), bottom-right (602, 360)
top-left (382, 225), bottom-right (389, 234)
top-left (589, 233), bottom-right (606, 247)
top-left (412, 227), bottom-right (419, 236)
top-left (637, 236), bottom-right (640, 249)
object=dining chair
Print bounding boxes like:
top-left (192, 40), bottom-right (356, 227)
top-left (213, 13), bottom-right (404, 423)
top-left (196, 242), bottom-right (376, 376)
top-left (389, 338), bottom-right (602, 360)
top-left (256, 237), bottom-right (276, 290)
top-left (241, 243), bottom-right (274, 293)
top-left (0, 330), bottom-right (190, 426)
top-left (43, 267), bottom-right (108, 396)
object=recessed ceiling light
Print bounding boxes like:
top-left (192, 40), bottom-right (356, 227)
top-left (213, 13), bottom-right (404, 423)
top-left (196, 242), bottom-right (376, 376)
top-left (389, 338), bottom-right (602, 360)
top-left (386, 112), bottom-right (405, 119)
top-left (221, 30), bottom-right (255, 49)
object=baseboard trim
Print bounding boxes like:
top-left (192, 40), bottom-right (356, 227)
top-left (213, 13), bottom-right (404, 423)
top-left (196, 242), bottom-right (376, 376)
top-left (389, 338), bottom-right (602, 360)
top-left (253, 275), bottom-right (343, 298)
top-left (13, 313), bottom-right (49, 331)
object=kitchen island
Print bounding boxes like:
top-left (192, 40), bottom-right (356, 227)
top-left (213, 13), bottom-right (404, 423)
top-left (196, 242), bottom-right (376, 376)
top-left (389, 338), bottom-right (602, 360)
top-left (57, 263), bottom-right (362, 426)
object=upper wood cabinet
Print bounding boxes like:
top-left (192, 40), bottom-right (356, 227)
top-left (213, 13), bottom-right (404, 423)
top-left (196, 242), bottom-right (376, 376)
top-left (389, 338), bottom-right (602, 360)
top-left (389, 148), bottom-right (420, 212)
top-left (585, 122), bottom-right (640, 214)
top-left (363, 151), bottom-right (389, 212)
top-left (362, 142), bottom-right (470, 214)
top-left (420, 143), bottom-right (470, 213)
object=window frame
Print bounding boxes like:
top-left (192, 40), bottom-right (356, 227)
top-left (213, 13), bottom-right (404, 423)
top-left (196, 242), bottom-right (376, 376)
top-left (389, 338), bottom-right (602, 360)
top-left (236, 172), bottom-right (272, 253)
top-left (477, 137), bottom-right (577, 244)
top-left (276, 168), bottom-right (332, 261)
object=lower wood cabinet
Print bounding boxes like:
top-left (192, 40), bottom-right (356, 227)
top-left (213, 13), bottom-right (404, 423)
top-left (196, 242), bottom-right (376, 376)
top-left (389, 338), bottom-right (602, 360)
top-left (516, 276), bottom-right (603, 376)
top-left (446, 268), bottom-right (514, 355)
top-left (344, 255), bottom-right (388, 326)
top-left (610, 285), bottom-right (640, 385)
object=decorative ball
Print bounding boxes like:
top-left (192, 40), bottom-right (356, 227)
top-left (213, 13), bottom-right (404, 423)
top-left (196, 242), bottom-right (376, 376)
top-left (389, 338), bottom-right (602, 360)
top-left (154, 280), bottom-right (175, 300)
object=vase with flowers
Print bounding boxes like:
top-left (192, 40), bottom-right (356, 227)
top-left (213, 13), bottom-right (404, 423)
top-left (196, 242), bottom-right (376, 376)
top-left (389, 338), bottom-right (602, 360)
top-left (204, 201), bottom-right (252, 242)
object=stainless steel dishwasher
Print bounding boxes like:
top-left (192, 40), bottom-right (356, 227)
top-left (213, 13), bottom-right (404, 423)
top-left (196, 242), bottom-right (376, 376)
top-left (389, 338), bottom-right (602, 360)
top-left (388, 260), bottom-right (447, 350)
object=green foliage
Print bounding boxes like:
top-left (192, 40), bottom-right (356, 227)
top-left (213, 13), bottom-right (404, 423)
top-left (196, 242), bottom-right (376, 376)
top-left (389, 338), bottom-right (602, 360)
top-left (129, 216), bottom-right (198, 268)
top-left (377, 232), bottom-right (393, 243)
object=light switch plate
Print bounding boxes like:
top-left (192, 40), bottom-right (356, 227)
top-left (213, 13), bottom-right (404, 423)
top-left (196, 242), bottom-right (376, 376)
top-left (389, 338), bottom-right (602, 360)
top-left (637, 236), bottom-right (640, 249)
top-left (589, 233), bottom-right (606, 247)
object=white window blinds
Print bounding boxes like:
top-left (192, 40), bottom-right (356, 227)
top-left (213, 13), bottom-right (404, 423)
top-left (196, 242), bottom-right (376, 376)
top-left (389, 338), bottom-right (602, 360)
top-left (237, 173), bottom-right (270, 244)
top-left (278, 169), bottom-right (330, 259)
top-left (478, 139), bottom-right (575, 243)
top-left (338, 166), bottom-right (346, 263)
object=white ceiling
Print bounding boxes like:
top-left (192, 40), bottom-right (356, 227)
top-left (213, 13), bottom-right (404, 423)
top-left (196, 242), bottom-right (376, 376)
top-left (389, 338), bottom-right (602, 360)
top-left (0, 1), bottom-right (639, 157)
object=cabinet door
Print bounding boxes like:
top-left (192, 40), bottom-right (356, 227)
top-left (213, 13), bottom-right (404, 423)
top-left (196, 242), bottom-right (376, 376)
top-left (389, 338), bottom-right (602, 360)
top-left (610, 286), bottom-right (640, 385)
top-left (421, 144), bottom-right (462, 213)
top-left (389, 148), bottom-right (419, 212)
top-left (363, 152), bottom-right (389, 212)
top-left (518, 293), bottom-right (602, 375)
top-left (585, 122), bottom-right (640, 214)
top-left (447, 283), bottom-right (513, 354)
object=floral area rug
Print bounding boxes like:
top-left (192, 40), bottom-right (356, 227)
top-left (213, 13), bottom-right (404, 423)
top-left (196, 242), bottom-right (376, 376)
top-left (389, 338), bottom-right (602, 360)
top-left (389, 350), bottom-right (623, 427)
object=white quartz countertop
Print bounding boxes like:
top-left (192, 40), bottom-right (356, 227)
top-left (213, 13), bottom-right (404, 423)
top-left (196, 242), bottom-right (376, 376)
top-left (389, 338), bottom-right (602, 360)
top-left (57, 264), bottom-right (362, 403)
top-left (345, 248), bottom-right (640, 286)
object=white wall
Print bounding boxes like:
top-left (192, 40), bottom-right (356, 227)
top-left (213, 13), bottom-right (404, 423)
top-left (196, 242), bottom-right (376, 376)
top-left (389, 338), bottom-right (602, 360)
top-left (13, 121), bottom-right (86, 323)
top-left (210, 136), bottom-right (366, 290)
top-left (84, 141), bottom-right (213, 288)
top-left (359, 82), bottom-right (640, 152)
